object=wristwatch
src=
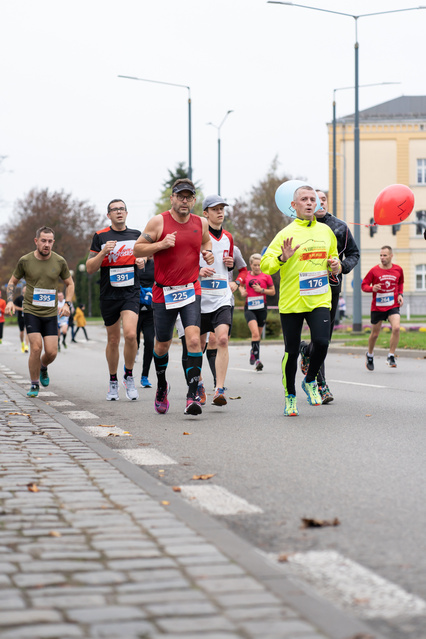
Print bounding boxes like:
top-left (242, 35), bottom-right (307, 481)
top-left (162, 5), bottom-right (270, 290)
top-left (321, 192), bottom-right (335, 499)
top-left (65, 301), bottom-right (72, 308)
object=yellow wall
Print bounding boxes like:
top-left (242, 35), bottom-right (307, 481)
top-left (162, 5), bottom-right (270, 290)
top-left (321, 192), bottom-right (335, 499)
top-left (328, 121), bottom-right (426, 298)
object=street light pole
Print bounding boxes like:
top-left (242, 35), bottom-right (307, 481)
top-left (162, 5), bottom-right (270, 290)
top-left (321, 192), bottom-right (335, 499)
top-left (118, 75), bottom-right (193, 180)
top-left (207, 110), bottom-right (234, 195)
top-left (267, 1), bottom-right (425, 331)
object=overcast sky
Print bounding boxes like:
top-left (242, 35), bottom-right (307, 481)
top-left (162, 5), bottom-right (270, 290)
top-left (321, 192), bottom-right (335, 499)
top-left (1, 0), bottom-right (425, 239)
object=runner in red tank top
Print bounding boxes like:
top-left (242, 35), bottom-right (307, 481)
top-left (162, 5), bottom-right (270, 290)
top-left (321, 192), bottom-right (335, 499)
top-left (362, 245), bottom-right (404, 370)
top-left (134, 179), bottom-right (213, 416)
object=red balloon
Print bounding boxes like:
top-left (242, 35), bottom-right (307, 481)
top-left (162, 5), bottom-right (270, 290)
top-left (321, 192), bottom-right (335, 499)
top-left (373, 184), bottom-right (415, 225)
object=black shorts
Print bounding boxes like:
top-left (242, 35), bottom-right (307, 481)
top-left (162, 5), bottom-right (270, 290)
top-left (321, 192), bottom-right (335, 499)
top-left (100, 297), bottom-right (140, 327)
top-left (244, 306), bottom-right (267, 328)
top-left (371, 307), bottom-right (400, 324)
top-left (24, 313), bottom-right (58, 337)
top-left (152, 296), bottom-right (201, 343)
top-left (17, 314), bottom-right (25, 331)
top-left (201, 305), bottom-right (232, 335)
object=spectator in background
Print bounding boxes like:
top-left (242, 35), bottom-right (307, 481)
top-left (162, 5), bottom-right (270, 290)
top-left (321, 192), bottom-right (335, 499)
top-left (73, 304), bottom-right (89, 341)
top-left (13, 286), bottom-right (29, 352)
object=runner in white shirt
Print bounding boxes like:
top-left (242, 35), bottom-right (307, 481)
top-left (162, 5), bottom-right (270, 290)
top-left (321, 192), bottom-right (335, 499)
top-left (198, 195), bottom-right (234, 406)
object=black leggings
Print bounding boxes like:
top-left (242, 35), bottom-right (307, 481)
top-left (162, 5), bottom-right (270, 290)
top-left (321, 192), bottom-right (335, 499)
top-left (280, 307), bottom-right (330, 396)
top-left (306, 287), bottom-right (340, 384)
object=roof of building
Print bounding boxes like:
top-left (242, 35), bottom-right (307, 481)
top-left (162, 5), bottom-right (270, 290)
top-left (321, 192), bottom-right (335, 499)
top-left (336, 95), bottom-right (426, 123)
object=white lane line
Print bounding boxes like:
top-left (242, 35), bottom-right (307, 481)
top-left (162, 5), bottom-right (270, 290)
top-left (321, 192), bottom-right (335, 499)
top-left (272, 550), bottom-right (426, 619)
top-left (63, 410), bottom-right (99, 419)
top-left (38, 391), bottom-right (58, 397)
top-left (118, 448), bottom-right (177, 465)
top-left (328, 379), bottom-right (386, 388)
top-left (49, 400), bottom-right (76, 407)
top-left (84, 426), bottom-right (131, 438)
top-left (179, 484), bottom-right (263, 516)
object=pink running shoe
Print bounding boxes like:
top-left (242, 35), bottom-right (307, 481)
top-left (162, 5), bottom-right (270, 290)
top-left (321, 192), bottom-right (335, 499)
top-left (155, 384), bottom-right (170, 414)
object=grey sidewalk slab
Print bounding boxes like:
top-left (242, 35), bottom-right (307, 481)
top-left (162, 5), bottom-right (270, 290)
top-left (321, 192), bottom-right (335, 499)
top-left (0, 374), bottom-right (384, 639)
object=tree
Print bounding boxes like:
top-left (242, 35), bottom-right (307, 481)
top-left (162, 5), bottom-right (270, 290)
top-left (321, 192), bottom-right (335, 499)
top-left (225, 158), bottom-right (295, 259)
top-left (0, 188), bottom-right (103, 287)
top-left (153, 162), bottom-right (205, 217)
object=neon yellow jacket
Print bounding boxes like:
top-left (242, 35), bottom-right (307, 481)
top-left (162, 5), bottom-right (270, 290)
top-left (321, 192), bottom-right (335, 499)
top-left (260, 216), bottom-right (338, 313)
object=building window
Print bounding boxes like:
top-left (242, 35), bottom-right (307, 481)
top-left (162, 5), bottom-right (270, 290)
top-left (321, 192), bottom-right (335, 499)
top-left (415, 265), bottom-right (426, 290)
top-left (417, 159), bottom-right (426, 184)
top-left (415, 211), bottom-right (426, 236)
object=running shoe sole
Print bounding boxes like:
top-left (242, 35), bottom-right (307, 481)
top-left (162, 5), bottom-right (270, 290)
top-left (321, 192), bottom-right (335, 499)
top-left (255, 360), bottom-right (263, 371)
top-left (184, 400), bottom-right (202, 415)
top-left (365, 353), bottom-right (374, 371)
top-left (212, 393), bottom-right (227, 406)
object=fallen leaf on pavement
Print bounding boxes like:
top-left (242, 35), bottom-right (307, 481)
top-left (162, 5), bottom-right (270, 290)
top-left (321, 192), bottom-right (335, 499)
top-left (365, 414), bottom-right (372, 417)
top-left (192, 474), bottom-right (215, 481)
top-left (161, 501), bottom-right (170, 506)
top-left (49, 530), bottom-right (62, 537)
top-left (183, 432), bottom-right (191, 435)
top-left (172, 486), bottom-right (181, 492)
top-left (278, 553), bottom-right (293, 562)
top-left (301, 517), bottom-right (340, 529)
top-left (138, 443), bottom-right (151, 446)
top-left (98, 424), bottom-right (115, 428)
top-left (9, 412), bottom-right (30, 417)
top-left (27, 483), bottom-right (39, 492)
top-left (229, 396), bottom-right (241, 400)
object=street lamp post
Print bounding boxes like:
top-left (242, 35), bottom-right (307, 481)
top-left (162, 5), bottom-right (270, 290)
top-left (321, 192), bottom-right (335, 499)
top-left (268, 1), bottom-right (425, 332)
top-left (78, 264), bottom-right (92, 318)
top-left (207, 110), bottom-right (234, 195)
top-left (332, 82), bottom-right (401, 218)
top-left (118, 75), bottom-right (192, 180)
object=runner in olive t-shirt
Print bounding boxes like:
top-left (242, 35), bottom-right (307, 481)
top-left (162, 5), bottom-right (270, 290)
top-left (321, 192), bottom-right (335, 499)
top-left (5, 226), bottom-right (74, 398)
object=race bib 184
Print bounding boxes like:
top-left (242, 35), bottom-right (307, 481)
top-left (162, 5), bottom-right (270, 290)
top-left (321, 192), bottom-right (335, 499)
top-left (376, 292), bottom-right (395, 307)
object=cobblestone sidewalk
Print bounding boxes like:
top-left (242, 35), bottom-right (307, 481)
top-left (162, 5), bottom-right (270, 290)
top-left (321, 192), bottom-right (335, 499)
top-left (0, 375), bottom-right (379, 639)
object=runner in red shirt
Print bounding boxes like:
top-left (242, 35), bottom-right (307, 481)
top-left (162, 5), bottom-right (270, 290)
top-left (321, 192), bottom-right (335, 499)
top-left (361, 245), bottom-right (404, 370)
top-left (134, 178), bottom-right (213, 416)
top-left (239, 253), bottom-right (275, 371)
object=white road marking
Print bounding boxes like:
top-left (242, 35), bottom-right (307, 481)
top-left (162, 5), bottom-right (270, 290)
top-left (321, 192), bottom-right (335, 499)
top-left (63, 410), bottom-right (98, 419)
top-left (328, 379), bottom-right (386, 388)
top-left (84, 425), bottom-right (131, 438)
top-left (49, 400), bottom-right (75, 406)
top-left (271, 550), bottom-right (426, 619)
top-left (179, 484), bottom-right (263, 516)
top-left (38, 391), bottom-right (58, 397)
top-left (118, 448), bottom-right (177, 465)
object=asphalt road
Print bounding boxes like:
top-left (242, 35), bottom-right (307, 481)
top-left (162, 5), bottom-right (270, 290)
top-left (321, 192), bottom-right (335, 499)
top-left (2, 324), bottom-right (426, 639)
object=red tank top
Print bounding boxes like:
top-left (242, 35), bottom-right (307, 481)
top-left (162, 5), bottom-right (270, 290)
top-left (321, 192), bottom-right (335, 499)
top-left (153, 211), bottom-right (203, 303)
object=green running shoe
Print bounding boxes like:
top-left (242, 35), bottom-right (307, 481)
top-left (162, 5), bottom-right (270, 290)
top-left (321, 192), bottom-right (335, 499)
top-left (301, 377), bottom-right (322, 406)
top-left (39, 368), bottom-right (50, 387)
top-left (27, 384), bottom-right (39, 398)
top-left (284, 394), bottom-right (299, 416)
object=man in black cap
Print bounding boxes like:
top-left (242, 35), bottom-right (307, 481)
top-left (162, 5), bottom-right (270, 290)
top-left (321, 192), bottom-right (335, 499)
top-left (134, 178), bottom-right (214, 416)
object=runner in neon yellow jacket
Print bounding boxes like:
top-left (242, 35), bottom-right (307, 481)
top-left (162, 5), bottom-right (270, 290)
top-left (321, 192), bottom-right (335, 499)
top-left (260, 185), bottom-right (341, 417)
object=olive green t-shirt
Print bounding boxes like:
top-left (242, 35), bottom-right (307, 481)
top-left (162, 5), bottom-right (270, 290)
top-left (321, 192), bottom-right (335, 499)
top-left (13, 251), bottom-right (71, 317)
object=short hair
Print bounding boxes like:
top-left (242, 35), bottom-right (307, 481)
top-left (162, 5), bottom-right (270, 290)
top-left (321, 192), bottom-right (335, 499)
top-left (171, 178), bottom-right (196, 192)
top-left (107, 199), bottom-right (127, 213)
top-left (249, 253), bottom-right (262, 265)
top-left (36, 226), bottom-right (55, 239)
top-left (381, 245), bottom-right (393, 253)
top-left (293, 185), bottom-right (314, 200)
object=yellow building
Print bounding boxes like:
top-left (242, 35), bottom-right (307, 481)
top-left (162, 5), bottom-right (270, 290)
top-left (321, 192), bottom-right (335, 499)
top-left (328, 95), bottom-right (426, 316)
